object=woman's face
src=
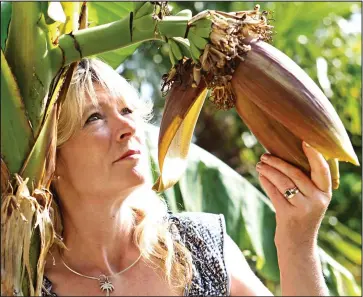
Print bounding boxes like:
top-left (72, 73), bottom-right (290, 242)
top-left (55, 85), bottom-right (149, 198)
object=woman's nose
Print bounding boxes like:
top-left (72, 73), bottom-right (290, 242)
top-left (114, 115), bottom-right (137, 142)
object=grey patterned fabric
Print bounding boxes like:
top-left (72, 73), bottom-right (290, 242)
top-left (42, 211), bottom-right (230, 296)
top-left (169, 212), bottom-right (230, 296)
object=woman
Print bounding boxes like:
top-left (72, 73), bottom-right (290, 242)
top-left (43, 58), bottom-right (331, 296)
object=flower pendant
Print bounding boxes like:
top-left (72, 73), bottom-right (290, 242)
top-left (98, 275), bottom-right (114, 296)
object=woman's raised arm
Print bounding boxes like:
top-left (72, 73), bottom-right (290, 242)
top-left (227, 141), bottom-right (331, 296)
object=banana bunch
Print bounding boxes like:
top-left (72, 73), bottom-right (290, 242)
top-left (167, 38), bottom-right (183, 65)
top-left (187, 18), bottom-right (212, 64)
top-left (167, 37), bottom-right (191, 65)
top-left (165, 9), bottom-right (194, 66)
top-left (153, 5), bottom-right (360, 193)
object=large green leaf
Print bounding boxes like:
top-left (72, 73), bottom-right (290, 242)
top-left (332, 220), bottom-right (362, 246)
top-left (320, 230), bottom-right (361, 265)
top-left (4, 2), bottom-right (56, 137)
top-left (144, 123), bottom-right (361, 295)
top-left (1, 50), bottom-right (34, 175)
top-left (320, 249), bottom-right (361, 296)
top-left (87, 2), bottom-right (141, 69)
top-left (1, 2), bottom-right (12, 50)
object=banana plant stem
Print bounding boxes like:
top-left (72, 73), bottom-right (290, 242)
top-left (57, 13), bottom-right (189, 67)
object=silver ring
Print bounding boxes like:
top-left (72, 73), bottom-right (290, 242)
top-left (284, 186), bottom-right (300, 200)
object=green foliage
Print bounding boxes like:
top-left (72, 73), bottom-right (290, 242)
top-left (0, 2), bottom-right (11, 50)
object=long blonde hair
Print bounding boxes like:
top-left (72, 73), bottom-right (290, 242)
top-left (51, 58), bottom-right (193, 292)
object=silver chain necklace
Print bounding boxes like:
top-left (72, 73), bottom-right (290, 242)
top-left (61, 253), bottom-right (142, 296)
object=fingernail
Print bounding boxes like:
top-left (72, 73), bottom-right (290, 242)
top-left (256, 162), bottom-right (262, 170)
top-left (304, 141), bottom-right (310, 148)
top-left (261, 154), bottom-right (269, 161)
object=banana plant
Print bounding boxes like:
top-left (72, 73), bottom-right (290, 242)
top-left (0, 2), bottom-right (360, 296)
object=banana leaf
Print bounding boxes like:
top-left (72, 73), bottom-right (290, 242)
top-left (0, 2), bottom-right (11, 50)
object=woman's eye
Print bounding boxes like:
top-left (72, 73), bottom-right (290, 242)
top-left (85, 112), bottom-right (102, 124)
top-left (120, 107), bottom-right (133, 115)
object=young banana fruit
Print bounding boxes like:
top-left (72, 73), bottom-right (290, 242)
top-left (168, 38), bottom-right (183, 65)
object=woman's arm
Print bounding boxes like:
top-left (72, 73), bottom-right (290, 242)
top-left (227, 141), bottom-right (331, 296)
top-left (226, 233), bottom-right (328, 296)
top-left (256, 141), bottom-right (331, 296)
top-left (276, 242), bottom-right (328, 296)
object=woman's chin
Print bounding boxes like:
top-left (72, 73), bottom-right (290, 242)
top-left (128, 168), bottom-right (148, 186)
top-left (113, 159), bottom-right (150, 189)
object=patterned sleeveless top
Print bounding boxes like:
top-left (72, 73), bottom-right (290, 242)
top-left (42, 211), bottom-right (231, 296)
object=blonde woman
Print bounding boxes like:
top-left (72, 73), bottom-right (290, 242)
top-left (43, 58), bottom-right (331, 296)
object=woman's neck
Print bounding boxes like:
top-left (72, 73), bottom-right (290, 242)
top-left (58, 191), bottom-right (140, 277)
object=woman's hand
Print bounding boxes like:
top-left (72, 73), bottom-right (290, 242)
top-left (256, 141), bottom-right (332, 250)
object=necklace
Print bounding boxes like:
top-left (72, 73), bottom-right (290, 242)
top-left (61, 253), bottom-right (142, 296)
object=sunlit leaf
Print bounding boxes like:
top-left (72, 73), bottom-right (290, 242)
top-left (1, 2), bottom-right (12, 50)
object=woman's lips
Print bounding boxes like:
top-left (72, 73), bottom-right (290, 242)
top-left (115, 150), bottom-right (141, 162)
